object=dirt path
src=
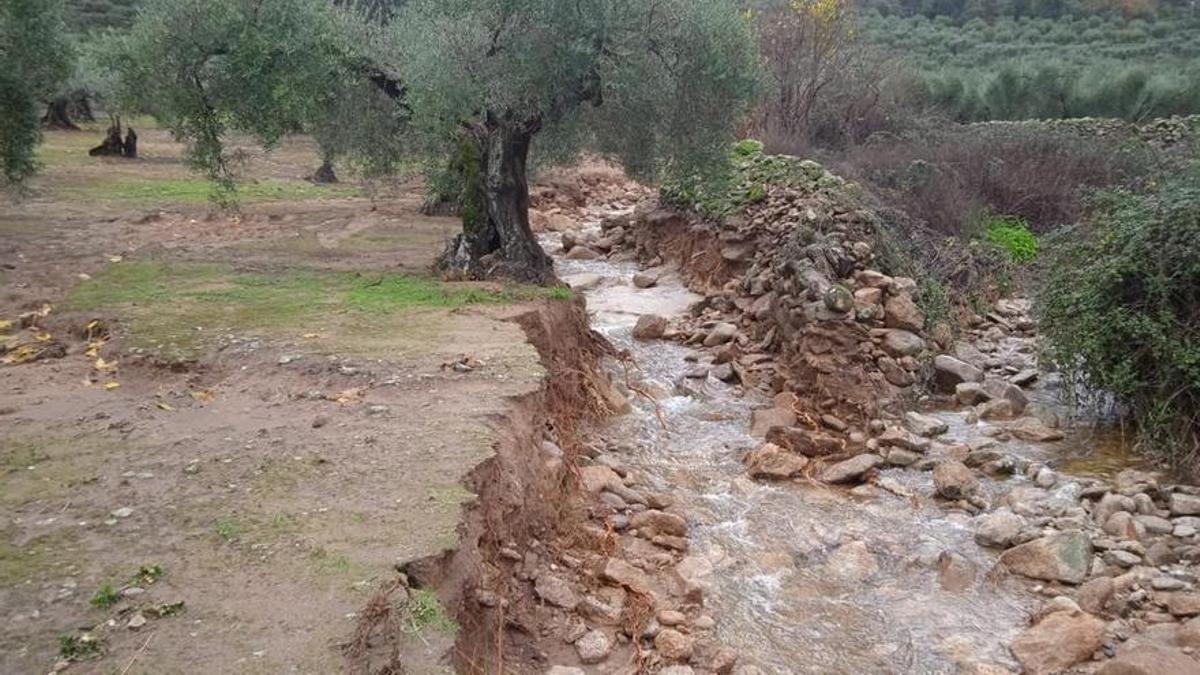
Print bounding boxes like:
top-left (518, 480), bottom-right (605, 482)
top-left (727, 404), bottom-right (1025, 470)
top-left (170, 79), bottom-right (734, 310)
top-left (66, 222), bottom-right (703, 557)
top-left (0, 129), bottom-right (565, 674)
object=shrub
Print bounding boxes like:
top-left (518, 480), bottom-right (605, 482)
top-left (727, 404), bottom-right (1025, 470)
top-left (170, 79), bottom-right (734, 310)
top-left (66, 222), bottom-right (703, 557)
top-left (982, 215), bottom-right (1038, 262)
top-left (1037, 175), bottom-right (1200, 473)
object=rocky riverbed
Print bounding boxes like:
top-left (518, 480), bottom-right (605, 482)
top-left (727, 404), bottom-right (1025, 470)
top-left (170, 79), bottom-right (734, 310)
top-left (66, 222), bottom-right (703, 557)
top-left (523, 160), bottom-right (1200, 673)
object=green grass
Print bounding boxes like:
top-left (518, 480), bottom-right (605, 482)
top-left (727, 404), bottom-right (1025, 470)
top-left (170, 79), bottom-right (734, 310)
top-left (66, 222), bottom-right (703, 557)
top-left (89, 583), bottom-right (120, 610)
top-left (215, 517), bottom-right (243, 543)
top-left (59, 177), bottom-right (360, 205)
top-left (982, 215), bottom-right (1038, 263)
top-left (402, 588), bottom-right (458, 636)
top-left (58, 633), bottom-right (104, 661)
top-left (65, 261), bottom-right (570, 361)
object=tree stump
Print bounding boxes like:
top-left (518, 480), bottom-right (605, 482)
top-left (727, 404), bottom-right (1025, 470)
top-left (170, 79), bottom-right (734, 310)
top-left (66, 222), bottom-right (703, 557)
top-left (310, 158), bottom-right (337, 183)
top-left (89, 122), bottom-right (125, 157)
top-left (122, 128), bottom-right (138, 159)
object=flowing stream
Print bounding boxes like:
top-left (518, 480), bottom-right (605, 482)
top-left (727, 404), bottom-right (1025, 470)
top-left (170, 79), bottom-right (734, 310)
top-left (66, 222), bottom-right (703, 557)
top-left (545, 221), bottom-right (1136, 673)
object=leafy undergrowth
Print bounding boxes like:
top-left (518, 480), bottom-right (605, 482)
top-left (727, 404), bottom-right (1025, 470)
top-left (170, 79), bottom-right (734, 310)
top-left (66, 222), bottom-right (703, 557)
top-left (65, 261), bottom-right (570, 361)
top-left (981, 215), bottom-right (1039, 263)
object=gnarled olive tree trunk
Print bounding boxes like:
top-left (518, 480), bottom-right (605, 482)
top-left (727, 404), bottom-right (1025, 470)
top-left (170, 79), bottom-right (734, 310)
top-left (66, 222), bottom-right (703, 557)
top-left (437, 114), bottom-right (553, 284)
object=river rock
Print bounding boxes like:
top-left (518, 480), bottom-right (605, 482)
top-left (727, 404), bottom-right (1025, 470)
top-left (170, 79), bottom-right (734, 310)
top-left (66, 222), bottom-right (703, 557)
top-left (654, 628), bottom-right (695, 661)
top-left (750, 405), bottom-right (798, 438)
top-left (937, 550), bottom-right (977, 592)
top-left (824, 285), bottom-right (854, 313)
top-left (630, 510), bottom-right (688, 537)
top-left (1105, 511), bottom-right (1146, 540)
top-left (974, 509), bottom-right (1025, 548)
top-left (566, 245), bottom-right (601, 260)
top-left (982, 378), bottom-right (1029, 414)
top-left (884, 293), bottom-right (925, 332)
top-left (905, 411), bottom-right (948, 437)
top-left (1097, 644), bottom-right (1199, 675)
top-left (633, 314), bottom-right (668, 340)
top-left (934, 460), bottom-right (978, 500)
top-left (600, 558), bottom-right (655, 597)
top-left (745, 443), bottom-right (809, 480)
top-left (546, 668), bottom-right (585, 675)
top-left (1007, 417), bottom-right (1065, 442)
top-left (534, 574), bottom-right (579, 610)
top-left (956, 382), bottom-right (988, 406)
top-left (882, 330), bottom-right (925, 357)
top-left (1165, 591), bottom-right (1200, 617)
top-left (819, 454), bottom-right (882, 484)
top-left (1011, 610), bottom-right (1105, 675)
top-left (703, 322), bottom-right (738, 347)
top-left (574, 629), bottom-right (612, 664)
top-left (632, 272), bottom-right (659, 289)
top-left (1170, 493), bottom-right (1200, 516)
top-left (659, 668), bottom-right (696, 675)
top-left (1075, 577), bottom-right (1115, 614)
top-left (1094, 493), bottom-right (1135, 526)
top-left (933, 355), bottom-right (985, 393)
top-left (878, 356), bottom-right (915, 387)
top-left (766, 427), bottom-right (843, 457)
top-left (824, 540), bottom-right (879, 583)
top-left (877, 427), bottom-right (930, 452)
top-left (999, 531), bottom-right (1093, 584)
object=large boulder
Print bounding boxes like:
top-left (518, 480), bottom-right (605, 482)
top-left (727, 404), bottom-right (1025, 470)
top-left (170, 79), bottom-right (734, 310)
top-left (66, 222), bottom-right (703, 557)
top-left (933, 460), bottom-right (978, 500)
top-left (633, 314), bottom-right (669, 340)
top-left (933, 355), bottom-right (984, 393)
top-left (819, 454), bottom-right (882, 484)
top-left (882, 330), bottom-right (926, 357)
top-left (1170, 492), bottom-right (1200, 516)
top-left (998, 531), bottom-right (1093, 584)
top-left (905, 411), bottom-right (949, 437)
top-left (982, 378), bottom-right (1029, 414)
top-left (973, 509), bottom-right (1025, 548)
top-left (1011, 610), bottom-right (1105, 675)
top-left (745, 443), bottom-right (808, 480)
top-left (1096, 645), bottom-right (1198, 675)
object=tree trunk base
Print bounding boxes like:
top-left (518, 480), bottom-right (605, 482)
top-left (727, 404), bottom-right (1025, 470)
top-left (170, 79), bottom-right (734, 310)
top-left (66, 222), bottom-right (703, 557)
top-left (310, 159), bottom-right (337, 184)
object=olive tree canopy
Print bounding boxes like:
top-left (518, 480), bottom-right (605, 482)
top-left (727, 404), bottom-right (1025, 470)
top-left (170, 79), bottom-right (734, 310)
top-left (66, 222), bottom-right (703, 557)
top-left (115, 0), bottom-right (762, 282)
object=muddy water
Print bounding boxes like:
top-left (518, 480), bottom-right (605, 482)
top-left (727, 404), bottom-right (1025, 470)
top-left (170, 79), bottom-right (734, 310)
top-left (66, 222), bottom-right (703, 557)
top-left (549, 231), bottom-right (1055, 674)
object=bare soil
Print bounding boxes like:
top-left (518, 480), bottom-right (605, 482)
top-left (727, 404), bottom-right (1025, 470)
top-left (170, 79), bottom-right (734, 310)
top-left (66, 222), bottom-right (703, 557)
top-left (0, 128), bottom-right (575, 674)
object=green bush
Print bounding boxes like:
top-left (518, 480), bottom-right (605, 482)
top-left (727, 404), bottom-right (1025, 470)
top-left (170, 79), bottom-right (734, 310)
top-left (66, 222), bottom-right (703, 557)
top-left (982, 216), bottom-right (1038, 262)
top-left (1036, 175), bottom-right (1200, 471)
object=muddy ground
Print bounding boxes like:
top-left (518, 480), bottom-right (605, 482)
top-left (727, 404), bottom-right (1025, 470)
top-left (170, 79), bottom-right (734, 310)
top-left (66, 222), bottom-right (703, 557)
top-left (1, 128), bottom-right (570, 674)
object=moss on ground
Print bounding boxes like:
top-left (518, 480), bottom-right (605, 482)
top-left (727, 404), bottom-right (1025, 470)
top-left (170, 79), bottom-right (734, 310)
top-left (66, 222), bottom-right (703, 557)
top-left (59, 177), bottom-right (359, 204)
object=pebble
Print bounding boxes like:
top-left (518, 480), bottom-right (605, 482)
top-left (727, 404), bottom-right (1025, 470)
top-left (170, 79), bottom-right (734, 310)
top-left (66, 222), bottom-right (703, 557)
top-left (111, 507), bottom-right (133, 519)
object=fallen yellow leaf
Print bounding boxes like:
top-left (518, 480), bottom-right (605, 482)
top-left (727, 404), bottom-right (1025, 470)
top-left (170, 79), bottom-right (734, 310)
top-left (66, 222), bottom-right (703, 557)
top-left (94, 357), bottom-right (118, 372)
top-left (0, 320), bottom-right (11, 332)
top-left (190, 390), bottom-right (214, 403)
top-left (333, 388), bottom-right (364, 404)
top-left (34, 332), bottom-right (52, 342)
top-left (109, 255), bottom-right (124, 263)
top-left (302, 333), bottom-right (320, 339)
top-left (1, 345), bottom-right (41, 365)
top-left (104, 382), bottom-right (121, 390)
top-left (156, 402), bottom-right (175, 412)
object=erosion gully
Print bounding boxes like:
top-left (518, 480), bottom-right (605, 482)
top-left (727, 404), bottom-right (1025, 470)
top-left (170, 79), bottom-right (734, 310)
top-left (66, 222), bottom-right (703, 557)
top-left (543, 219), bottom-right (1138, 674)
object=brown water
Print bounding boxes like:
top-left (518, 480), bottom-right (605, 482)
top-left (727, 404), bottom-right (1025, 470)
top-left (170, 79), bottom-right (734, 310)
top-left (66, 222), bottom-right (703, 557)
top-left (548, 224), bottom-right (1071, 673)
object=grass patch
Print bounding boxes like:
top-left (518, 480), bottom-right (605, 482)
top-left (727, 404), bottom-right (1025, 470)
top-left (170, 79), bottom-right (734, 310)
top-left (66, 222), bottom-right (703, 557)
top-left (215, 517), bottom-right (243, 543)
top-left (981, 215), bottom-right (1038, 263)
top-left (89, 583), bottom-right (120, 610)
top-left (66, 261), bottom-right (570, 361)
top-left (59, 177), bottom-right (360, 205)
top-left (402, 588), bottom-right (458, 636)
top-left (58, 633), bottom-right (104, 661)
top-left (0, 437), bottom-right (112, 508)
top-left (0, 537), bottom-right (47, 586)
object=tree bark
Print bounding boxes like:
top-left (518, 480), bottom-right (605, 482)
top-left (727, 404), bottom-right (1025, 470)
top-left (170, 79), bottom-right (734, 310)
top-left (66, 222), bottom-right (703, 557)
top-left (311, 158), bottom-right (337, 183)
top-left (42, 97), bottom-right (80, 130)
top-left (437, 116), bottom-right (553, 284)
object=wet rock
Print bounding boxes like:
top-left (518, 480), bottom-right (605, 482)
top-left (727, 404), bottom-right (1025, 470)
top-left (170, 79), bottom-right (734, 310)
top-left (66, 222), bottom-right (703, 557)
top-left (886, 448), bottom-right (921, 466)
top-left (877, 427), bottom-right (930, 452)
top-left (1170, 493), bottom-right (1200, 516)
top-left (654, 628), bottom-right (695, 661)
top-left (750, 405), bottom-right (798, 438)
top-left (577, 595), bottom-right (623, 625)
top-left (933, 355), bottom-right (985, 393)
top-left (937, 551), bottom-right (977, 591)
top-left (546, 668), bottom-right (586, 675)
top-left (882, 330), bottom-right (925, 357)
top-left (884, 293), bottom-right (925, 332)
top-left (534, 574), bottom-right (579, 610)
top-left (673, 555), bottom-right (715, 600)
top-left (745, 443), bottom-right (809, 480)
top-left (1034, 467), bottom-right (1058, 488)
top-left (710, 363), bottom-right (737, 383)
top-left (974, 509), bottom-right (1025, 548)
top-left (1011, 369), bottom-right (1039, 387)
top-left (819, 454), bottom-right (882, 484)
top-left (982, 378), bottom-right (1029, 414)
top-left (905, 411), bottom-right (948, 437)
top-left (632, 272), bottom-right (659, 289)
top-left (575, 629), bottom-right (612, 664)
top-left (1177, 616), bottom-right (1200, 648)
top-left (566, 246), bottom-right (601, 260)
top-left (1007, 417), bottom-right (1065, 442)
top-left (630, 510), bottom-right (688, 537)
top-left (1011, 610), bottom-right (1105, 675)
top-left (703, 322), bottom-right (738, 347)
top-left (633, 314), bottom-right (669, 340)
top-left (767, 427), bottom-right (843, 457)
top-left (999, 531), bottom-right (1093, 584)
top-left (659, 667), bottom-right (696, 675)
top-left (657, 609), bottom-right (687, 626)
top-left (1095, 493), bottom-right (1136, 526)
top-left (976, 399), bottom-right (1017, 420)
top-left (1103, 549), bottom-right (1141, 568)
top-left (580, 465), bottom-right (623, 493)
top-left (564, 273), bottom-right (604, 291)
top-left (933, 460), bottom-right (978, 500)
top-left (1097, 644), bottom-right (1199, 675)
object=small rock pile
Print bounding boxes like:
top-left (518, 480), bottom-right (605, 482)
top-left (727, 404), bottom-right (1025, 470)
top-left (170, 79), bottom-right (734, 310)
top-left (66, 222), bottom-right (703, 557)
top-left (481, 440), bottom-right (744, 674)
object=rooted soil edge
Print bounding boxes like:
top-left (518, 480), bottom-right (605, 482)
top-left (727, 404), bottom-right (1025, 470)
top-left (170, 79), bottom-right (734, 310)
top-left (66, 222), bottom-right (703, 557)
top-left (347, 297), bottom-right (620, 674)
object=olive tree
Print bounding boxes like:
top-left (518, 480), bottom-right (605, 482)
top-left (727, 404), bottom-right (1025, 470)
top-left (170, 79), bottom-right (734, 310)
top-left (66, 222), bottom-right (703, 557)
top-left (116, 0), bottom-right (761, 282)
top-left (0, 0), bottom-right (73, 185)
